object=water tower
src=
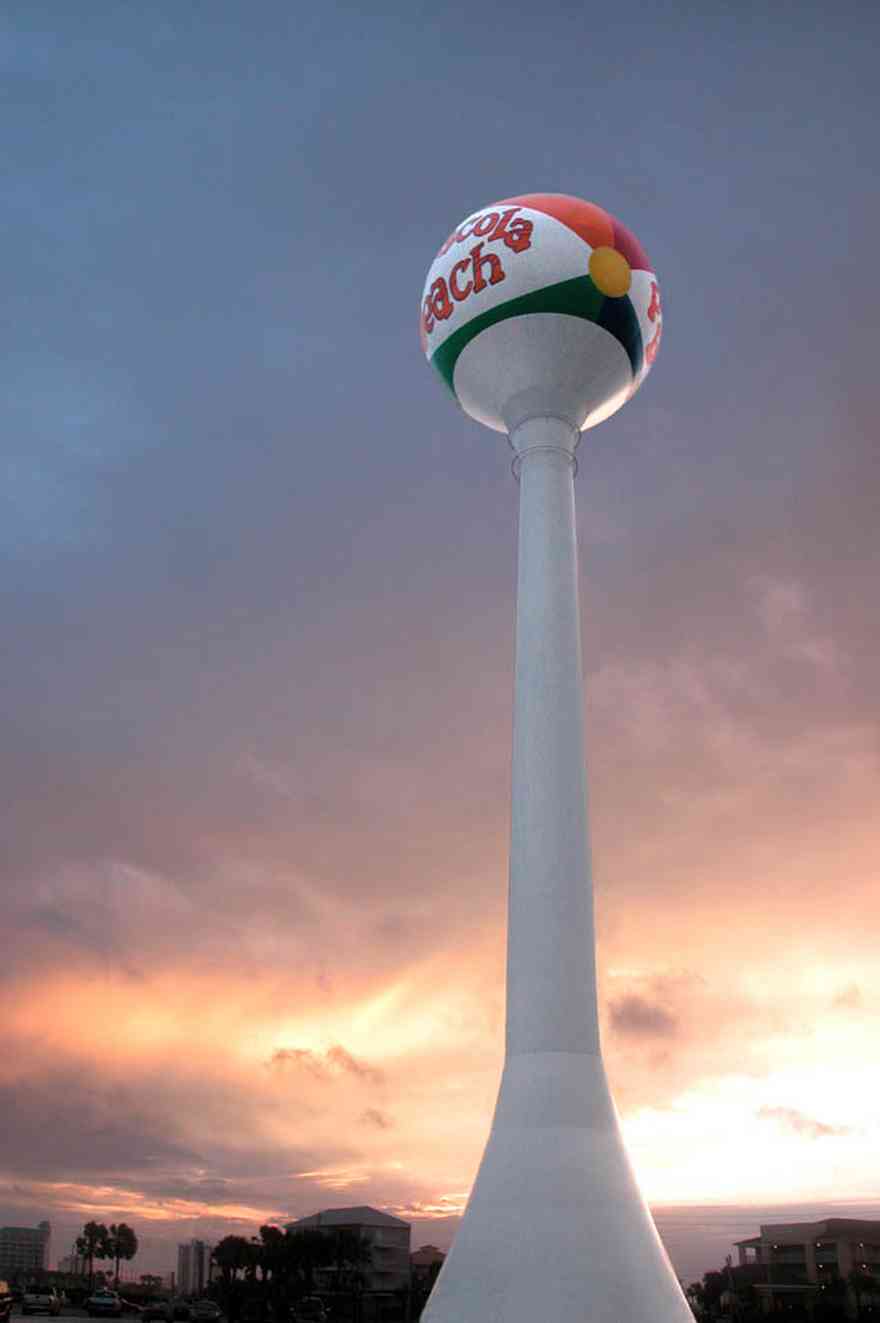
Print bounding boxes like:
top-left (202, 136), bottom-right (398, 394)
top-left (419, 194), bottom-right (686, 1323)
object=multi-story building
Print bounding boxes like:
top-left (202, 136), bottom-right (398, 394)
top-left (176, 1240), bottom-right (212, 1296)
top-left (286, 1206), bottom-right (411, 1316)
top-left (735, 1217), bottom-right (880, 1316)
top-left (0, 1223), bottom-right (52, 1277)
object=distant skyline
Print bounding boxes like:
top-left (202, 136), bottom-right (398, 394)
top-left (3, 0), bottom-right (879, 1293)
top-left (33, 1200), bottom-right (880, 1287)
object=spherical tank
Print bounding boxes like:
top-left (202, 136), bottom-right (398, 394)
top-left (419, 193), bottom-right (663, 435)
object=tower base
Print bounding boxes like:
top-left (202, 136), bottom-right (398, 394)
top-left (422, 1052), bottom-right (693, 1323)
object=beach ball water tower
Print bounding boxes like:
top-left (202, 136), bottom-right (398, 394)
top-left (419, 195), bottom-right (685, 1323)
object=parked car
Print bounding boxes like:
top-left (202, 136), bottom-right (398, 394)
top-left (87, 1291), bottom-right (124, 1317)
top-left (0, 1281), bottom-right (13, 1323)
top-left (189, 1303), bottom-right (222, 1323)
top-left (141, 1304), bottom-right (172, 1323)
top-left (22, 1290), bottom-right (62, 1317)
top-left (290, 1300), bottom-right (327, 1323)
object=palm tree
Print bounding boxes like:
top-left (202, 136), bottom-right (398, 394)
top-left (257, 1227), bottom-right (288, 1318)
top-left (106, 1225), bottom-right (138, 1287)
top-left (75, 1223), bottom-right (110, 1291)
top-left (212, 1236), bottom-right (253, 1322)
top-left (212, 1238), bottom-right (252, 1285)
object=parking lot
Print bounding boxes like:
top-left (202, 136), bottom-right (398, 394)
top-left (12, 1312), bottom-right (113, 1319)
top-left (9, 1313), bottom-right (225, 1321)
top-left (10, 1312), bottom-right (86, 1319)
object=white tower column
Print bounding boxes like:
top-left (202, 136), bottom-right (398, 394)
top-left (422, 417), bottom-right (692, 1323)
top-left (507, 416), bottom-right (598, 1060)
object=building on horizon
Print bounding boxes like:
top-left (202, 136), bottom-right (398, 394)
top-left (0, 1222), bottom-right (52, 1277)
top-left (176, 1241), bottom-right (213, 1297)
top-left (735, 1217), bottom-right (880, 1317)
top-left (56, 1251), bottom-right (85, 1276)
top-left (286, 1206), bottom-right (411, 1314)
top-left (410, 1245), bottom-right (445, 1289)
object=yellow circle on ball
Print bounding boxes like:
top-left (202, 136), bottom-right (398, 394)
top-left (589, 246), bottom-right (632, 297)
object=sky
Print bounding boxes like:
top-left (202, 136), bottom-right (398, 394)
top-left (3, 0), bottom-right (879, 1289)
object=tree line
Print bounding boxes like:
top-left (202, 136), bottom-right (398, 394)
top-left (212, 1226), bottom-right (372, 1318)
top-left (67, 1218), bottom-right (382, 1317)
top-left (688, 1259), bottom-right (878, 1323)
top-left (74, 1222), bottom-right (139, 1288)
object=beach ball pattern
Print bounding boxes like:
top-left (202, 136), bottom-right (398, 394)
top-left (420, 193), bottom-right (662, 432)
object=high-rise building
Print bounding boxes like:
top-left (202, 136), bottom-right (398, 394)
top-left (0, 1222), bottom-right (52, 1276)
top-left (176, 1241), bottom-right (212, 1297)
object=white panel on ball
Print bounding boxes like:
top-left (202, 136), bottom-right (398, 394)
top-left (452, 313), bottom-right (634, 434)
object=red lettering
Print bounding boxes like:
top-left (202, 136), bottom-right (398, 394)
top-left (449, 258), bottom-right (473, 302)
top-left (435, 207), bottom-right (532, 259)
top-left (430, 277), bottom-right (453, 321)
top-left (645, 320), bottom-right (662, 366)
top-left (473, 211), bottom-right (499, 236)
top-left (489, 208), bottom-right (520, 244)
top-left (426, 208), bottom-right (537, 340)
top-left (503, 217), bottom-right (533, 254)
top-left (470, 243), bottom-right (505, 293)
top-left (647, 280), bottom-right (661, 321)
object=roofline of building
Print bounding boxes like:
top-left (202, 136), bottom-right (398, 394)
top-left (286, 1205), bottom-right (410, 1230)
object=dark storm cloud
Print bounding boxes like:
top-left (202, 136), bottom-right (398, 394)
top-left (0, 1075), bottom-right (202, 1178)
top-left (0, 1057), bottom-right (365, 1218)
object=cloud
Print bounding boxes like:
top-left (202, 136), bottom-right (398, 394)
top-left (268, 1046), bottom-right (383, 1084)
top-left (833, 985), bottom-right (863, 1011)
top-left (600, 972), bottom-right (810, 1113)
top-left (326, 1047), bottom-right (384, 1083)
top-left (756, 1107), bottom-right (852, 1140)
top-left (359, 1109), bottom-right (392, 1130)
top-left (750, 577), bottom-right (841, 672)
top-left (608, 995), bottom-right (679, 1040)
top-left (0, 1072), bottom-right (205, 1180)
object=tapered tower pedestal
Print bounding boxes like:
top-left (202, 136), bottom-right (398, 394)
top-left (422, 419), bottom-right (692, 1323)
